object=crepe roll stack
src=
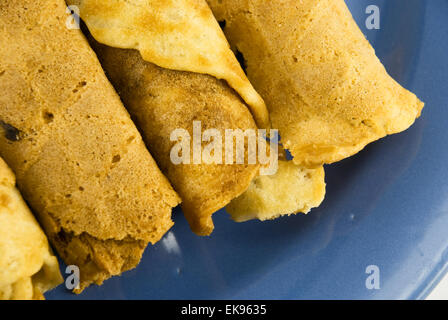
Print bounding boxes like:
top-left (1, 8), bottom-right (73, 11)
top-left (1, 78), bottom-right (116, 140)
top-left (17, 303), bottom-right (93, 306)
top-left (70, 0), bottom-right (327, 231)
top-left (0, 0), bottom-right (180, 291)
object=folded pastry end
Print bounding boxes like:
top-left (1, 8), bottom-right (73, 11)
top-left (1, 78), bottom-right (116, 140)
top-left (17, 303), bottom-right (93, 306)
top-left (226, 160), bottom-right (326, 222)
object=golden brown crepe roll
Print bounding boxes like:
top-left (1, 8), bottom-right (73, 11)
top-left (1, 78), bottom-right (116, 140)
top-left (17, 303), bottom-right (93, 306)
top-left (0, 158), bottom-right (62, 300)
top-left (88, 41), bottom-right (260, 236)
top-left (0, 0), bottom-right (180, 291)
top-left (207, 0), bottom-right (425, 168)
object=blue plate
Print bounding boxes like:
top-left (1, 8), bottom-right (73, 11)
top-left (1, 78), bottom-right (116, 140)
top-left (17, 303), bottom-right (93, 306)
top-left (47, 0), bottom-right (448, 300)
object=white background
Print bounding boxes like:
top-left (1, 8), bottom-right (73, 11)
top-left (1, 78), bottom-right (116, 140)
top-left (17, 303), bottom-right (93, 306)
top-left (427, 274), bottom-right (448, 300)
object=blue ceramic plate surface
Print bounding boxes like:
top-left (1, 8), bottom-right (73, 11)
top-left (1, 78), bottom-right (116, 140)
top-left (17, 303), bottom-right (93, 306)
top-left (48, 0), bottom-right (448, 300)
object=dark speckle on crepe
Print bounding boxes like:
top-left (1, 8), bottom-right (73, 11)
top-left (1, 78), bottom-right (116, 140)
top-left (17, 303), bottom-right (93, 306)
top-left (218, 20), bottom-right (226, 29)
top-left (0, 120), bottom-right (21, 142)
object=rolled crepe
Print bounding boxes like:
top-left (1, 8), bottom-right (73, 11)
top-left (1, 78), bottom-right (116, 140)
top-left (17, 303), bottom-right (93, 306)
top-left (88, 40), bottom-right (260, 236)
top-left (207, 0), bottom-right (425, 168)
top-left (0, 0), bottom-right (180, 291)
top-left (0, 158), bottom-right (62, 300)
